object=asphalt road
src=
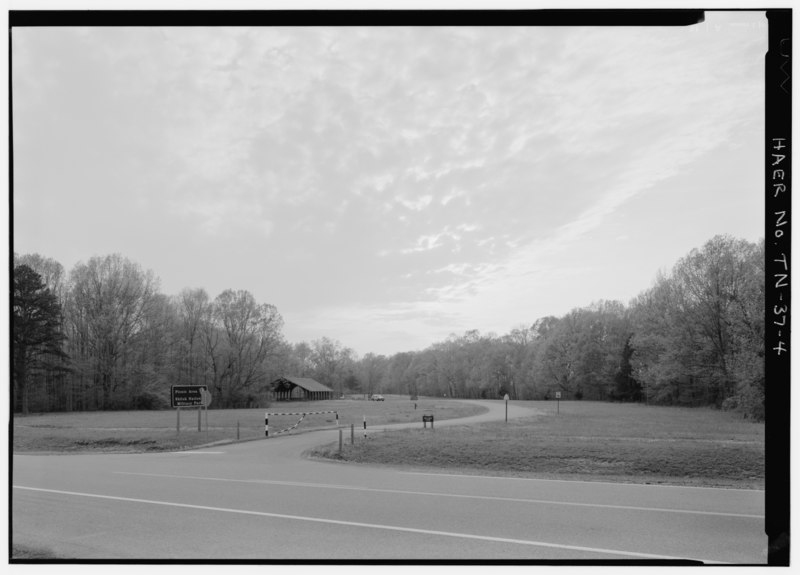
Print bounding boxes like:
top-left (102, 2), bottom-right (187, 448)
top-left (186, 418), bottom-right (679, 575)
top-left (12, 400), bottom-right (766, 563)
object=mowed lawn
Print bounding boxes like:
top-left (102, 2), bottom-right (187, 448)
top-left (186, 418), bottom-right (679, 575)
top-left (12, 396), bottom-right (485, 453)
top-left (310, 401), bottom-right (765, 489)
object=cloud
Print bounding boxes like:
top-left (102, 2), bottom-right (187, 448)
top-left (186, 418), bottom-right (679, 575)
top-left (396, 194), bottom-right (433, 211)
top-left (13, 15), bottom-right (766, 354)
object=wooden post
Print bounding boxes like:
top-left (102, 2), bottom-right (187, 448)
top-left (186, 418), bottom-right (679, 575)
top-left (177, 407), bottom-right (181, 435)
top-left (351, 423), bottom-right (355, 445)
top-left (338, 427), bottom-right (343, 454)
top-left (198, 406), bottom-right (202, 432)
top-left (237, 421), bottom-right (240, 440)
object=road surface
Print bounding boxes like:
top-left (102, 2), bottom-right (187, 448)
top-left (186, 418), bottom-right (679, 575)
top-left (12, 400), bottom-right (766, 563)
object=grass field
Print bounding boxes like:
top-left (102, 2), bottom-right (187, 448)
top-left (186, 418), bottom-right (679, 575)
top-left (309, 401), bottom-right (765, 489)
top-left (12, 399), bottom-right (765, 489)
top-left (11, 396), bottom-right (485, 453)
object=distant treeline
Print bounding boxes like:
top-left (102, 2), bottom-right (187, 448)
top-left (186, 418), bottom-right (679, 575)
top-left (13, 234), bottom-right (764, 420)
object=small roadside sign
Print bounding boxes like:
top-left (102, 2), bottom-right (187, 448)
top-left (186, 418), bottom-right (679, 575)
top-left (171, 385), bottom-right (207, 408)
top-left (555, 391), bottom-right (562, 399)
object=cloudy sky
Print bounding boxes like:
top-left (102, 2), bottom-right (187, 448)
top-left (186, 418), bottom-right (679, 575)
top-left (12, 11), bottom-right (767, 356)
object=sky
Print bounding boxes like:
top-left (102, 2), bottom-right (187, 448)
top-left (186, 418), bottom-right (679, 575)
top-left (11, 11), bottom-right (767, 356)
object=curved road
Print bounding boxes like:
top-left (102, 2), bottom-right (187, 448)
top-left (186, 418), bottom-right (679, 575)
top-left (12, 400), bottom-right (766, 563)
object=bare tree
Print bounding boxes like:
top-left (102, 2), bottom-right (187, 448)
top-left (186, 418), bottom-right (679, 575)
top-left (67, 254), bottom-right (159, 409)
top-left (175, 288), bottom-right (212, 386)
top-left (210, 289), bottom-right (285, 407)
top-left (309, 337), bottom-right (356, 396)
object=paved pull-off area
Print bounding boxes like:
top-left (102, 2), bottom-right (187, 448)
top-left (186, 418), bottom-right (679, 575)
top-left (12, 401), bottom-right (766, 562)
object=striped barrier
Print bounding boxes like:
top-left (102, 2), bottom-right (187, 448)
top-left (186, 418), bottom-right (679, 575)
top-left (265, 410), bottom-right (339, 437)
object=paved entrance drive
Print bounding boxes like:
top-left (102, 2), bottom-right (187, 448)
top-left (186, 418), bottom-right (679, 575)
top-left (12, 401), bottom-right (766, 562)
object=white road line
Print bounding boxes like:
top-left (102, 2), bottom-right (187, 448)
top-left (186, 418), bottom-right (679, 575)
top-left (12, 485), bottom-right (724, 563)
top-left (401, 471), bottom-right (766, 492)
top-left (112, 471), bottom-right (764, 519)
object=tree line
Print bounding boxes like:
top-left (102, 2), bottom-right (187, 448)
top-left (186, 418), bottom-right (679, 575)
top-left (12, 234), bottom-right (764, 419)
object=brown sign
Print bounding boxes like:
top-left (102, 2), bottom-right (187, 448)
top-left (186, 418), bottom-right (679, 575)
top-left (171, 385), bottom-right (207, 408)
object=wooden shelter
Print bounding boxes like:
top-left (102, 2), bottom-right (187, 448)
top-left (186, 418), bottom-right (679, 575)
top-left (270, 377), bottom-right (335, 401)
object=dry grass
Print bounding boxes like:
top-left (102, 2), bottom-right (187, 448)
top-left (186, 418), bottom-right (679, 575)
top-left (12, 396), bottom-right (486, 453)
top-left (310, 401), bottom-right (765, 489)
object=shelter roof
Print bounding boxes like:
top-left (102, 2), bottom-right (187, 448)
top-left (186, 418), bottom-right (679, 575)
top-left (271, 376), bottom-right (333, 393)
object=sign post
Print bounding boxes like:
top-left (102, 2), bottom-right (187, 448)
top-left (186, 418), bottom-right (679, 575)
top-left (199, 388), bottom-right (212, 441)
top-left (504, 393), bottom-right (510, 423)
top-left (555, 391), bottom-right (562, 414)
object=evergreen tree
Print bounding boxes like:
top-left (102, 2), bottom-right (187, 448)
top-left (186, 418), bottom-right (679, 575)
top-left (612, 336), bottom-right (641, 402)
top-left (13, 265), bottom-right (68, 414)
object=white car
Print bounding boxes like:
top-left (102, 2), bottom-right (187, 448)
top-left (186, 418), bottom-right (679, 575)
top-left (371, 394), bottom-right (385, 401)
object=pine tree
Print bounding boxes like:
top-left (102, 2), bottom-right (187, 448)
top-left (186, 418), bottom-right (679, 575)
top-left (613, 336), bottom-right (641, 402)
top-left (13, 265), bottom-right (69, 414)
